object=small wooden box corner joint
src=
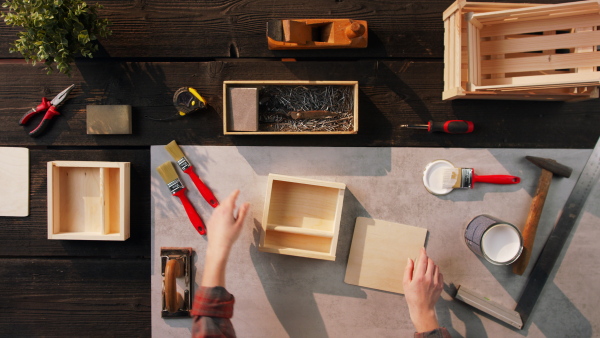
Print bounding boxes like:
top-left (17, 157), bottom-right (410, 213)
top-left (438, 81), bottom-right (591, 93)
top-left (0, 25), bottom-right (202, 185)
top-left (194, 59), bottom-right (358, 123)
top-left (259, 174), bottom-right (346, 260)
top-left (47, 161), bottom-right (130, 241)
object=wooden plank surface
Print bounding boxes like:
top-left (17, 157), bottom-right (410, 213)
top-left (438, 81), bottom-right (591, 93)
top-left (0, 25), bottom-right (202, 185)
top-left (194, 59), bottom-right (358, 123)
top-left (0, 0), bottom-right (451, 59)
top-left (0, 258), bottom-right (150, 336)
top-left (0, 1), bottom-right (598, 336)
top-left (1, 60), bottom-right (598, 148)
top-left (0, 149), bottom-right (150, 258)
top-left (0, 0), bottom-right (573, 60)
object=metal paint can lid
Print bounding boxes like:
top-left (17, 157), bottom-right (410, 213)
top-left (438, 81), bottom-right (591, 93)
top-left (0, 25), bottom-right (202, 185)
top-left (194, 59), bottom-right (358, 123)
top-left (423, 159), bottom-right (454, 195)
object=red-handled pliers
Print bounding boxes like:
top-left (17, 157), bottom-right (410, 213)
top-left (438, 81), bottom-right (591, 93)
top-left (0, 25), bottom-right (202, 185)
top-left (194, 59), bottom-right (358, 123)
top-left (19, 84), bottom-right (75, 137)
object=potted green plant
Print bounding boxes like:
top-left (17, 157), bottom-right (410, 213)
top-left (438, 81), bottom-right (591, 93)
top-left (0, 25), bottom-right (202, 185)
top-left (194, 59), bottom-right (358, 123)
top-left (1, 0), bottom-right (111, 75)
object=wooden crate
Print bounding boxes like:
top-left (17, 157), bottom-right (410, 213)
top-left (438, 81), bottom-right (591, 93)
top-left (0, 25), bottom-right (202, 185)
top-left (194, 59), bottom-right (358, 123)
top-left (259, 174), bottom-right (346, 260)
top-left (223, 80), bottom-right (358, 135)
top-left (467, 1), bottom-right (600, 91)
top-left (442, 0), bottom-right (599, 101)
top-left (47, 161), bottom-right (130, 241)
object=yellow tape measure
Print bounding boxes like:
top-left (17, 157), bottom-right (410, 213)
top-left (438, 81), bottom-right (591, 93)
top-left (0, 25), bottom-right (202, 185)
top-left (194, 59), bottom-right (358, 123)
top-left (173, 87), bottom-right (207, 116)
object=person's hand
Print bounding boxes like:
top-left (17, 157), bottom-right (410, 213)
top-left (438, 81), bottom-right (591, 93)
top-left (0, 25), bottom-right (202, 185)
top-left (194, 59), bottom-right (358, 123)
top-left (205, 190), bottom-right (250, 260)
top-left (202, 190), bottom-right (249, 287)
top-left (403, 248), bottom-right (444, 333)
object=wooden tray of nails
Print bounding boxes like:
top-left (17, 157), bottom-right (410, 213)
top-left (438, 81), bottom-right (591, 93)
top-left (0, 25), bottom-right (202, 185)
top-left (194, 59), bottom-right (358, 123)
top-left (223, 80), bottom-right (358, 135)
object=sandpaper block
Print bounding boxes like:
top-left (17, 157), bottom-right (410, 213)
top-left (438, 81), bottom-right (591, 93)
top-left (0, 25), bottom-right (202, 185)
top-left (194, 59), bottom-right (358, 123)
top-left (87, 105), bottom-right (132, 134)
top-left (345, 217), bottom-right (427, 294)
top-left (227, 87), bottom-right (258, 131)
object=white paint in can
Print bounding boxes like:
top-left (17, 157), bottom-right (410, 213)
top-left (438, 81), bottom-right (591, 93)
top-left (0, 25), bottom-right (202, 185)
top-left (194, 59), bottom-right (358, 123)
top-left (422, 159), bottom-right (455, 195)
top-left (465, 214), bottom-right (523, 265)
top-left (482, 224), bottom-right (522, 264)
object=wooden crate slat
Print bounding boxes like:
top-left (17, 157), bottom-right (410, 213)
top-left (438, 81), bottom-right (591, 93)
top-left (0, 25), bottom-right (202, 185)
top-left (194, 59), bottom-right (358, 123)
top-left (452, 13), bottom-right (462, 92)
top-left (472, 1), bottom-right (599, 23)
top-left (480, 30), bottom-right (600, 55)
top-left (575, 26), bottom-right (597, 74)
top-left (480, 13), bottom-right (600, 38)
top-left (467, 12), bottom-right (481, 90)
top-left (477, 71), bottom-right (600, 89)
top-left (481, 51), bottom-right (600, 75)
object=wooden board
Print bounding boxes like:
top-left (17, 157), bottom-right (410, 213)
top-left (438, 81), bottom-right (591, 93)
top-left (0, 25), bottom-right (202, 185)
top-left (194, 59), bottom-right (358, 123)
top-left (1, 61), bottom-right (599, 148)
top-left (345, 217), bottom-right (427, 294)
top-left (0, 149), bottom-right (150, 257)
top-left (0, 147), bottom-right (29, 217)
top-left (0, 0), bottom-right (452, 59)
top-left (0, 258), bottom-right (150, 336)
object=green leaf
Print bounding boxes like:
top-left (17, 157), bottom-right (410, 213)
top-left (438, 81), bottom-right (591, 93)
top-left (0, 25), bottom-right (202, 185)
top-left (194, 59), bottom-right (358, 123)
top-left (2, 0), bottom-right (111, 75)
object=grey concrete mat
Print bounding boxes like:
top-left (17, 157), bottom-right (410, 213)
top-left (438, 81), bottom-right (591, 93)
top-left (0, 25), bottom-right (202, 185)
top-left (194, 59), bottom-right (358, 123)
top-left (151, 146), bottom-right (599, 338)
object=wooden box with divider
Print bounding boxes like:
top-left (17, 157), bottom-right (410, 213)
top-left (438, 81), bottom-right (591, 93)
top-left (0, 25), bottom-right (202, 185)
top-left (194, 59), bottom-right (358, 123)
top-left (259, 174), bottom-right (346, 260)
top-left (47, 161), bottom-right (130, 241)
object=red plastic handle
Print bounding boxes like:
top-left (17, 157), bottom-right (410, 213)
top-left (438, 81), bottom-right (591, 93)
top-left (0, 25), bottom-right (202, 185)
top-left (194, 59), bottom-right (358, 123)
top-left (173, 188), bottom-right (206, 235)
top-left (428, 120), bottom-right (474, 134)
top-left (19, 97), bottom-right (52, 125)
top-left (473, 174), bottom-right (521, 185)
top-left (443, 120), bottom-right (474, 134)
top-left (29, 105), bottom-right (61, 137)
top-left (184, 167), bottom-right (219, 208)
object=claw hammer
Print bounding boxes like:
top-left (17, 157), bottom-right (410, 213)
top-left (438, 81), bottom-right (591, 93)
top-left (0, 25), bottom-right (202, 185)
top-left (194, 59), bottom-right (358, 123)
top-left (512, 156), bottom-right (572, 275)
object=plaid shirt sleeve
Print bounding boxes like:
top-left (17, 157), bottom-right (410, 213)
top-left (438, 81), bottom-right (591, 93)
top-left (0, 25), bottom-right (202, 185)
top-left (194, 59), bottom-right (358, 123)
top-left (191, 286), bottom-right (236, 338)
top-left (414, 327), bottom-right (452, 338)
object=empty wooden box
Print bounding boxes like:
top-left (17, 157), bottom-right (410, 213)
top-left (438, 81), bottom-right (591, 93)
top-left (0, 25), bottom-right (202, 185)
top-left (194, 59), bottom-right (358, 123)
top-left (443, 0), bottom-right (599, 101)
top-left (259, 174), bottom-right (346, 260)
top-left (223, 81), bottom-right (358, 135)
top-left (47, 161), bottom-right (130, 241)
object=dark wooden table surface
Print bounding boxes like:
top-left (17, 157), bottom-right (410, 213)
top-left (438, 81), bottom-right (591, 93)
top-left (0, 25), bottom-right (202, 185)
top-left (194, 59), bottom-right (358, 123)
top-left (1, 0), bottom-right (598, 336)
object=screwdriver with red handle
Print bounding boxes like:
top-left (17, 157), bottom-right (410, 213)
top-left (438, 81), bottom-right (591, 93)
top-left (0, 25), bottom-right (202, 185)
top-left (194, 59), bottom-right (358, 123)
top-left (400, 120), bottom-right (474, 134)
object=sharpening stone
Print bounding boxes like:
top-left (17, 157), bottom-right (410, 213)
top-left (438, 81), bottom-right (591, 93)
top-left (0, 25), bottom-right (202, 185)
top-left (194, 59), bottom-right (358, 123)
top-left (87, 105), bottom-right (132, 134)
top-left (227, 88), bottom-right (258, 131)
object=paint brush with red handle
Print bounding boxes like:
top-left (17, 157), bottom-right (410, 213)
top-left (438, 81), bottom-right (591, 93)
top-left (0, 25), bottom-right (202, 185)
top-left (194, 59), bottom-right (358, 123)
top-left (157, 161), bottom-right (206, 235)
top-left (165, 140), bottom-right (219, 208)
top-left (442, 167), bottom-right (520, 189)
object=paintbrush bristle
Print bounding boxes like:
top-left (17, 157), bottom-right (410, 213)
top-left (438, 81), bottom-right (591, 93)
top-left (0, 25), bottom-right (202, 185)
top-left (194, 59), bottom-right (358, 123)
top-left (165, 140), bottom-right (185, 160)
top-left (156, 161), bottom-right (180, 184)
top-left (442, 168), bottom-right (461, 189)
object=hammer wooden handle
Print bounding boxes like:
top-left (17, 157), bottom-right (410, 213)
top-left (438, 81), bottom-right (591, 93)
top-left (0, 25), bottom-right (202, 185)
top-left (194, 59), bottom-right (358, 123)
top-left (512, 169), bottom-right (553, 275)
top-left (164, 259), bottom-right (183, 313)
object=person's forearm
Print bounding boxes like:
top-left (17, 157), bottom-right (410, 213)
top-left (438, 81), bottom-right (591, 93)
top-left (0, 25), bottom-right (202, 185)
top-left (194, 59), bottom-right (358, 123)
top-left (410, 309), bottom-right (440, 333)
top-left (201, 248), bottom-right (230, 287)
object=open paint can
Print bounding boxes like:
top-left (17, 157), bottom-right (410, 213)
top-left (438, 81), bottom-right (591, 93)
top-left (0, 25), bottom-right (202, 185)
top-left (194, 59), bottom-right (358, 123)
top-left (465, 215), bottom-right (523, 265)
top-left (422, 159), bottom-right (455, 195)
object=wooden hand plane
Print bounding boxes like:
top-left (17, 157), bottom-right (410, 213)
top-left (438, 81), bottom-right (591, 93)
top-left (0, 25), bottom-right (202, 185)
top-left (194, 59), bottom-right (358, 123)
top-left (267, 19), bottom-right (368, 50)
